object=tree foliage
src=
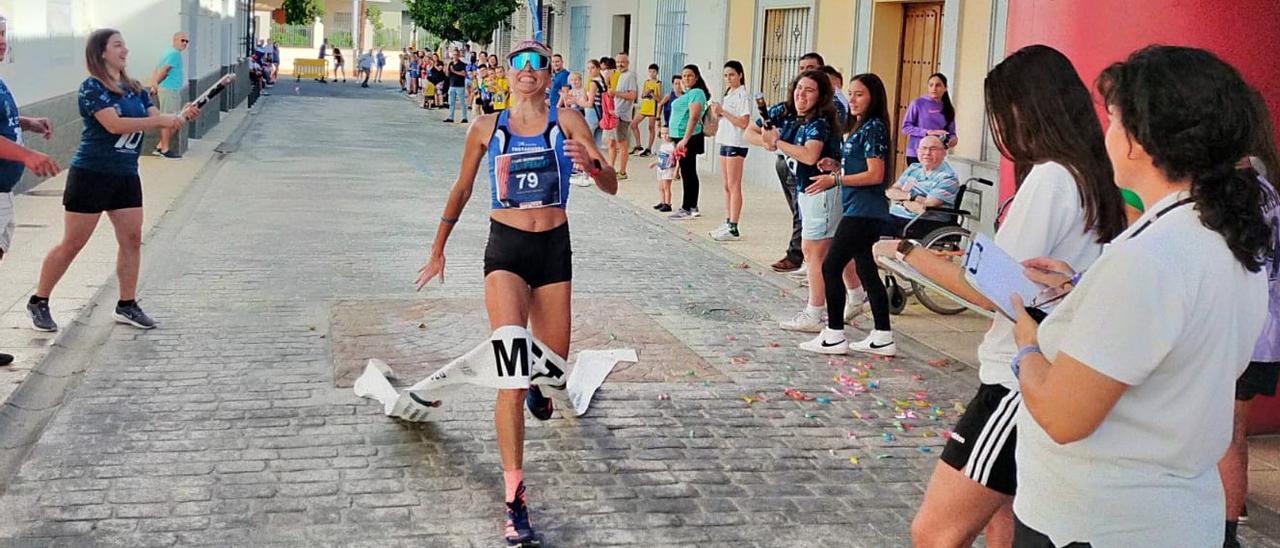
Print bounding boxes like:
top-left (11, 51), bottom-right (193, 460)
top-left (281, 0), bottom-right (324, 25)
top-left (365, 5), bottom-right (385, 31)
top-left (404, 0), bottom-right (521, 45)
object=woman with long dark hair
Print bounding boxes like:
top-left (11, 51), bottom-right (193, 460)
top-left (667, 64), bottom-right (709, 220)
top-left (1008, 45), bottom-right (1269, 547)
top-left (581, 59), bottom-right (604, 146)
top-left (878, 44), bottom-right (1126, 548)
top-left (798, 73), bottom-right (892, 356)
top-left (28, 29), bottom-right (197, 332)
top-left (709, 60), bottom-right (752, 241)
top-left (901, 73), bottom-right (956, 166)
top-left (747, 70), bottom-right (844, 335)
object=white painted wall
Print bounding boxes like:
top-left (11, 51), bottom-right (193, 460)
top-left (0, 0), bottom-right (246, 107)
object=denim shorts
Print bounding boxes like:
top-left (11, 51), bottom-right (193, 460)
top-left (719, 146), bottom-right (748, 158)
top-left (797, 187), bottom-right (841, 240)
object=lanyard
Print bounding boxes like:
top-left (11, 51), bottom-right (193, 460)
top-left (1128, 197), bottom-right (1193, 239)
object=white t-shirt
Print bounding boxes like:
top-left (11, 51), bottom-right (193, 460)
top-left (716, 86), bottom-right (752, 148)
top-left (654, 142), bottom-right (677, 180)
top-left (1015, 191), bottom-right (1268, 547)
top-left (975, 161), bottom-right (1104, 388)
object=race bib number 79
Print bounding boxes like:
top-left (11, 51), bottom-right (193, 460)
top-left (495, 148), bottom-right (562, 209)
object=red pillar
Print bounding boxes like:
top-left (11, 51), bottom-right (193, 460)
top-left (1003, 0), bottom-right (1280, 433)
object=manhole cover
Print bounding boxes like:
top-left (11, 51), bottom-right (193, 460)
top-left (24, 189), bottom-right (62, 197)
top-left (330, 297), bottom-right (727, 387)
top-left (683, 302), bottom-right (768, 323)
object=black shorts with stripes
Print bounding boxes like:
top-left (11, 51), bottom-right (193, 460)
top-left (940, 383), bottom-right (1020, 496)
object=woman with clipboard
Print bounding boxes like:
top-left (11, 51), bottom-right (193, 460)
top-left (873, 46), bottom-right (1127, 547)
top-left (413, 40), bottom-right (617, 548)
top-left (1007, 47), bottom-right (1270, 547)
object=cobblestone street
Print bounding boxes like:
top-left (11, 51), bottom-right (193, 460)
top-left (0, 82), bottom-right (1270, 547)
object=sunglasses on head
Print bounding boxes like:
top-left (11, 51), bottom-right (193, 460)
top-left (509, 51), bottom-right (549, 71)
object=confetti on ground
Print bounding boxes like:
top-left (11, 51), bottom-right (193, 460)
top-left (730, 357), bottom-right (749, 365)
top-left (918, 447), bottom-right (933, 453)
top-left (882, 432), bottom-right (895, 442)
top-left (768, 342), bottom-right (781, 348)
top-left (954, 403), bottom-right (966, 413)
top-left (847, 431), bottom-right (858, 439)
top-left (741, 394), bottom-right (768, 405)
top-left (815, 396), bottom-right (831, 405)
top-left (928, 358), bottom-right (951, 367)
top-left (784, 388), bottom-right (814, 401)
top-left (852, 410), bottom-right (863, 419)
top-left (685, 370), bottom-right (697, 377)
top-left (876, 399), bottom-right (886, 407)
top-left (875, 454), bottom-right (892, 459)
top-left (912, 374), bottom-right (924, 381)
top-left (850, 456), bottom-right (859, 465)
top-left (868, 381), bottom-right (879, 389)
top-left (726, 335), bottom-right (738, 341)
top-left (657, 394), bottom-right (670, 401)
top-left (804, 412), bottom-right (817, 419)
top-left (731, 262), bottom-right (750, 269)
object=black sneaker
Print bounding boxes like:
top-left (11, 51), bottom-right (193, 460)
top-left (639, 148), bottom-right (652, 157)
top-left (652, 203), bottom-right (664, 210)
top-left (113, 302), bottom-right (157, 330)
top-left (657, 203), bottom-right (673, 213)
top-left (525, 386), bottom-right (554, 421)
top-left (0, 353), bottom-right (13, 366)
top-left (442, 118), bottom-right (454, 123)
top-left (27, 299), bottom-right (57, 332)
top-left (461, 118), bottom-right (469, 124)
top-left (160, 150), bottom-right (182, 160)
top-left (504, 482), bottom-right (540, 547)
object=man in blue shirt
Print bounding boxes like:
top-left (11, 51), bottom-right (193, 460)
top-left (0, 14), bottom-right (60, 366)
top-left (548, 53), bottom-right (569, 109)
top-left (149, 31), bottom-right (188, 159)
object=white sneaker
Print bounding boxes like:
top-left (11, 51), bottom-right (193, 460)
top-left (688, 208), bottom-right (701, 218)
top-left (848, 330), bottom-right (896, 356)
top-left (789, 262), bottom-right (808, 277)
top-left (844, 299), bottom-right (867, 322)
top-left (799, 328), bottom-right (849, 354)
top-left (710, 225), bottom-right (741, 242)
top-left (779, 309), bottom-right (824, 333)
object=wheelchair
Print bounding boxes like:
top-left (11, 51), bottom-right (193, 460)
top-left (882, 177), bottom-right (996, 315)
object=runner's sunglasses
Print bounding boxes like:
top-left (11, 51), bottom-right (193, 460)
top-left (509, 52), bottom-right (550, 71)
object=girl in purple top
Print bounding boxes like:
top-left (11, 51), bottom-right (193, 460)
top-left (901, 72), bottom-right (956, 166)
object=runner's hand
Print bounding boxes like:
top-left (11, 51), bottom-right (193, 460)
top-left (563, 139), bottom-right (593, 170)
top-left (416, 254), bottom-right (445, 290)
top-left (22, 149), bottom-right (60, 178)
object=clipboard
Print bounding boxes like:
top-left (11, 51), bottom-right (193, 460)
top-left (962, 233), bottom-right (1040, 320)
top-left (878, 256), bottom-right (996, 319)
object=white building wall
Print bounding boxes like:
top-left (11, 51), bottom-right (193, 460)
top-left (0, 0), bottom-right (184, 106)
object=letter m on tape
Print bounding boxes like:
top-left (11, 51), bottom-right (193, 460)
top-left (492, 337), bottom-right (530, 378)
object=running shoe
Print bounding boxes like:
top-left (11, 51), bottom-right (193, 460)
top-left (617, 171), bottom-right (629, 181)
top-left (504, 482), bottom-right (540, 547)
top-left (688, 208), bottom-right (701, 218)
top-left (639, 148), bottom-right (653, 157)
top-left (0, 353), bottom-right (13, 366)
top-left (799, 329), bottom-right (849, 355)
top-left (779, 310), bottom-right (824, 333)
top-left (461, 118), bottom-right (469, 123)
top-left (653, 203), bottom-right (664, 210)
top-left (113, 302), bottom-right (157, 330)
top-left (710, 225), bottom-right (741, 242)
top-left (160, 150), bottom-right (182, 160)
top-left (669, 209), bottom-right (694, 221)
top-left (442, 118), bottom-right (454, 123)
top-left (848, 330), bottom-right (896, 357)
top-left (525, 386), bottom-right (554, 421)
top-left (630, 146), bottom-right (644, 155)
top-left (27, 299), bottom-right (57, 332)
top-left (656, 203), bottom-right (672, 212)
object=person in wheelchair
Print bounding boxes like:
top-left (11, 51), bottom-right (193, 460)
top-left (885, 135), bottom-right (960, 238)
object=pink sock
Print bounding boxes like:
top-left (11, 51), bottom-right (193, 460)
top-left (503, 469), bottom-right (524, 502)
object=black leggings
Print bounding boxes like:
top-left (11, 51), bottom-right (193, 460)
top-left (678, 133), bottom-right (704, 210)
top-left (822, 216), bottom-right (891, 331)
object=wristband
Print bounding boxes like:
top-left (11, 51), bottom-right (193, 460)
top-left (441, 216), bottom-right (458, 225)
top-left (1012, 345), bottom-right (1041, 379)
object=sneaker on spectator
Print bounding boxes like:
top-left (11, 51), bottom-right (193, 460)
top-left (669, 209), bottom-right (694, 221)
top-left (779, 309), bottom-right (824, 332)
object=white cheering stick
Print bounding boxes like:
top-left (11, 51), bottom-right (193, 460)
top-left (180, 74), bottom-right (235, 118)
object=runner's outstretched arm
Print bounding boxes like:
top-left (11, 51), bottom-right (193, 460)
top-left (556, 107), bottom-right (618, 195)
top-left (416, 115), bottom-right (493, 290)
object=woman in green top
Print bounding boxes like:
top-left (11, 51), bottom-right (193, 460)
top-left (667, 64), bottom-right (709, 220)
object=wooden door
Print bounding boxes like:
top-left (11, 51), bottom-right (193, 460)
top-left (894, 3), bottom-right (943, 177)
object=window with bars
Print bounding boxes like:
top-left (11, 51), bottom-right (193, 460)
top-left (759, 7), bottom-right (810, 105)
top-left (653, 0), bottom-right (687, 83)
top-left (568, 5), bottom-right (590, 73)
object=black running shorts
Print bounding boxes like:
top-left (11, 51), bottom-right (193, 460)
top-left (63, 166), bottom-right (143, 214)
top-left (483, 220), bottom-right (572, 288)
top-left (940, 383), bottom-right (1020, 496)
top-left (1237, 361), bottom-right (1279, 401)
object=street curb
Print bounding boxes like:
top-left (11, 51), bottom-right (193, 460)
top-left (0, 106), bottom-right (258, 494)
top-left (592, 188), bottom-right (979, 379)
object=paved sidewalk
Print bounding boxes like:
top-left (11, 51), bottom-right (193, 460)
top-left (608, 148), bottom-right (989, 367)
top-left (0, 109), bottom-right (250, 405)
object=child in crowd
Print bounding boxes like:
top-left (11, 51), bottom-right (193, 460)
top-left (648, 127), bottom-right (677, 212)
top-left (633, 64), bottom-right (663, 156)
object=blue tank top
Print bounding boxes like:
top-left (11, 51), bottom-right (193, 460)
top-left (487, 108), bottom-right (572, 210)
